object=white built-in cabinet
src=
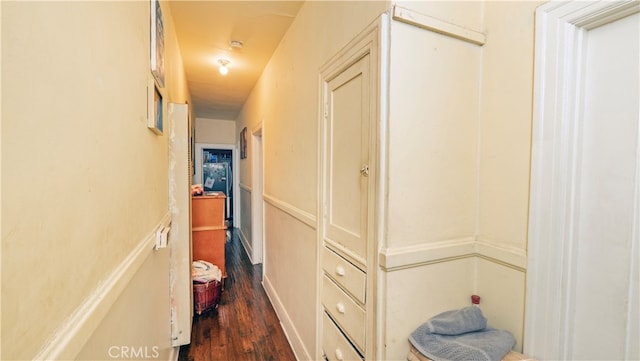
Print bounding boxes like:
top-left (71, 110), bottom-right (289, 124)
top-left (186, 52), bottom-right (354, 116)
top-left (318, 7), bottom-right (486, 360)
top-left (319, 17), bottom-right (380, 360)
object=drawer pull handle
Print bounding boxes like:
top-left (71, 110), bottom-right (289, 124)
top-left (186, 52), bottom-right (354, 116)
top-left (335, 266), bottom-right (345, 276)
top-left (336, 302), bottom-right (346, 314)
top-left (335, 348), bottom-right (344, 360)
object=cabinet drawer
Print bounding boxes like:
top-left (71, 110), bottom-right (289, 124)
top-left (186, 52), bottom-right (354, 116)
top-left (323, 247), bottom-right (366, 304)
top-left (192, 196), bottom-right (225, 228)
top-left (322, 275), bottom-right (365, 352)
top-left (322, 312), bottom-right (363, 361)
top-left (192, 229), bottom-right (226, 278)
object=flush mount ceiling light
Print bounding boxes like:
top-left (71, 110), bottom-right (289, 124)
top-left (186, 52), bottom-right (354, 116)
top-left (229, 40), bottom-right (244, 49)
top-left (218, 59), bottom-right (230, 75)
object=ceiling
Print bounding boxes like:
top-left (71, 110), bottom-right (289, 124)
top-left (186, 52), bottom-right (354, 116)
top-left (169, 1), bottom-right (304, 120)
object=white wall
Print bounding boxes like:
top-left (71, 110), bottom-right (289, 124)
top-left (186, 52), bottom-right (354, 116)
top-left (195, 117), bottom-right (236, 145)
top-left (1, 1), bottom-right (189, 359)
top-left (476, 1), bottom-right (544, 350)
top-left (381, 8), bottom-right (483, 359)
top-left (236, 2), bottom-right (389, 358)
top-left (385, 19), bottom-right (480, 249)
top-left (236, 1), bottom-right (544, 359)
top-left (383, 258), bottom-right (477, 358)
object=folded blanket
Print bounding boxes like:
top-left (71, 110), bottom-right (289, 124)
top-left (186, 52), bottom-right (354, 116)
top-left (409, 307), bottom-right (516, 361)
top-left (192, 260), bottom-right (222, 283)
top-left (423, 306), bottom-right (487, 335)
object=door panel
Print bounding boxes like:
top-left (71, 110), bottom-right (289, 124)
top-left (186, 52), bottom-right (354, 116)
top-left (325, 54), bottom-right (371, 261)
top-left (168, 103), bottom-right (192, 346)
top-left (526, 5), bottom-right (639, 359)
top-left (570, 12), bottom-right (639, 360)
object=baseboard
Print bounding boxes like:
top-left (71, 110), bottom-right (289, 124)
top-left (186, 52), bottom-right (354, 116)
top-left (33, 213), bottom-right (172, 360)
top-left (263, 275), bottom-right (311, 361)
top-left (238, 226), bottom-right (255, 264)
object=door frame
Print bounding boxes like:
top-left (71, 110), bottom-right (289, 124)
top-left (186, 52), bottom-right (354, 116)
top-left (525, 1), bottom-right (640, 358)
top-left (194, 142), bottom-right (239, 228)
top-left (251, 124), bottom-right (264, 265)
top-left (167, 103), bottom-right (192, 346)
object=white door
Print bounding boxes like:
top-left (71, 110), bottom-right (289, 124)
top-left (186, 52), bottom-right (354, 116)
top-left (570, 12), bottom-right (639, 360)
top-left (323, 52), bottom-right (371, 264)
top-left (526, 3), bottom-right (639, 360)
top-left (168, 103), bottom-right (192, 346)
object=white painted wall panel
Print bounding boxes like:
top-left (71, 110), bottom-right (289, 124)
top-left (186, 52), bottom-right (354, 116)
top-left (475, 259), bottom-right (526, 351)
top-left (263, 202), bottom-right (318, 359)
top-left (386, 20), bottom-right (480, 248)
top-left (383, 258), bottom-right (476, 360)
top-left (194, 117), bottom-right (236, 145)
top-left (477, 1), bottom-right (543, 250)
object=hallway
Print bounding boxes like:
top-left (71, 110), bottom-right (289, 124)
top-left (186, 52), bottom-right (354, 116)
top-left (178, 230), bottom-right (296, 361)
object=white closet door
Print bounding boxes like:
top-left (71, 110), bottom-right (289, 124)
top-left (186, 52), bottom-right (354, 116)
top-left (570, 12), bottom-right (639, 360)
top-left (527, 3), bottom-right (639, 360)
top-left (324, 53), bottom-right (371, 263)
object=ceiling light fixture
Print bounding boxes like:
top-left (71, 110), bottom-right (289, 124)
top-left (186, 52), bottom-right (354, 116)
top-left (218, 59), bottom-right (229, 75)
top-left (229, 40), bottom-right (244, 49)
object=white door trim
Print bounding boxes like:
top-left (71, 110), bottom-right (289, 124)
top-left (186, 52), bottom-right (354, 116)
top-left (525, 1), bottom-right (640, 359)
top-left (251, 124), bottom-right (264, 265)
top-left (168, 103), bottom-right (191, 346)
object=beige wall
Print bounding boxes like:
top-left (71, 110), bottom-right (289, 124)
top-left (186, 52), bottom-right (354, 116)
top-left (478, 0), bottom-right (542, 251)
top-left (475, 1), bottom-right (544, 350)
top-left (236, 1), bottom-right (388, 358)
top-left (385, 19), bottom-right (480, 248)
top-left (0, 3), bottom-right (3, 357)
top-left (1, 1), bottom-right (189, 359)
top-left (385, 2), bottom-right (544, 356)
top-left (194, 117), bottom-right (236, 145)
top-left (381, 5), bottom-right (483, 358)
top-left (1, 1), bottom-right (548, 360)
top-left (384, 258), bottom-right (477, 358)
top-left (236, 1), bottom-right (545, 360)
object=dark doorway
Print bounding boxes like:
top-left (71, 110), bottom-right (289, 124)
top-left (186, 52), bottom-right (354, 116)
top-left (202, 148), bottom-right (233, 222)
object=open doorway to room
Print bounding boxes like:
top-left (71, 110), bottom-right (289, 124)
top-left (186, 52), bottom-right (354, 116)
top-left (194, 143), bottom-right (238, 225)
top-left (251, 127), bottom-right (264, 266)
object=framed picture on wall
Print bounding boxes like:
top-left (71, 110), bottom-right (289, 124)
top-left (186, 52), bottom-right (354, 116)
top-left (240, 127), bottom-right (247, 159)
top-left (150, 0), bottom-right (165, 87)
top-left (147, 75), bottom-right (163, 135)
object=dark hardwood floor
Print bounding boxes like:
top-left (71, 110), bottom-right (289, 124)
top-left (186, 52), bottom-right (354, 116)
top-left (178, 229), bottom-right (297, 361)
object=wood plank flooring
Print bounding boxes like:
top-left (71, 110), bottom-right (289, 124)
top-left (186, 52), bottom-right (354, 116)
top-left (178, 229), bottom-right (297, 361)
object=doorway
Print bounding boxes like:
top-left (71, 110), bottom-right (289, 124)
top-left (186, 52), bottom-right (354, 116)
top-left (194, 143), bottom-right (239, 226)
top-left (251, 127), bottom-right (264, 265)
top-left (526, 3), bottom-right (639, 359)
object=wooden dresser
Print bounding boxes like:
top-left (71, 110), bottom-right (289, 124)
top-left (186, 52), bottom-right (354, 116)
top-left (192, 193), bottom-right (227, 278)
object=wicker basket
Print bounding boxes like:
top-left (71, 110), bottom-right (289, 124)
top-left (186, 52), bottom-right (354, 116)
top-left (193, 279), bottom-right (222, 315)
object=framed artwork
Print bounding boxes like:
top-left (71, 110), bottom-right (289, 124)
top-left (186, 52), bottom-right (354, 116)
top-left (150, 0), bottom-right (165, 87)
top-left (240, 127), bottom-right (247, 159)
top-left (148, 75), bottom-right (163, 135)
